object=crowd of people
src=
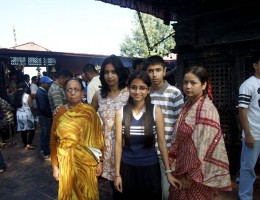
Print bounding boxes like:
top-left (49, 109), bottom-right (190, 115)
top-left (0, 53), bottom-right (259, 200)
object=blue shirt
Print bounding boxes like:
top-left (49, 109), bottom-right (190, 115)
top-left (36, 87), bottom-right (52, 118)
top-left (121, 105), bottom-right (158, 166)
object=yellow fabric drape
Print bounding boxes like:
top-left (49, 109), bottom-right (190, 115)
top-left (50, 103), bottom-right (104, 200)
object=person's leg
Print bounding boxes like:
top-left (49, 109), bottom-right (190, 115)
top-left (27, 130), bottom-right (35, 147)
top-left (111, 180), bottom-right (123, 200)
top-left (41, 116), bottom-right (52, 156)
top-left (142, 163), bottom-right (162, 200)
top-left (239, 138), bottom-right (260, 200)
top-left (38, 115), bottom-right (45, 153)
top-left (1, 127), bottom-right (10, 142)
top-left (20, 131), bottom-right (27, 147)
top-left (0, 150), bottom-right (6, 171)
top-left (159, 159), bottom-right (170, 200)
top-left (98, 177), bottom-right (114, 200)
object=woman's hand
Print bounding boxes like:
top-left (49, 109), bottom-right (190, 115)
top-left (53, 167), bottom-right (59, 181)
top-left (95, 162), bottom-right (103, 176)
top-left (167, 173), bottom-right (182, 189)
top-left (114, 176), bottom-right (123, 193)
top-left (54, 105), bottom-right (65, 115)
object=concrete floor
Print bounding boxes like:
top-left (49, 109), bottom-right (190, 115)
top-left (0, 128), bottom-right (259, 200)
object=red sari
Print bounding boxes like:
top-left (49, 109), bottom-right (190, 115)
top-left (168, 96), bottom-right (232, 200)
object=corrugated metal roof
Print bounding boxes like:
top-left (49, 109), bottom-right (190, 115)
top-left (96, 0), bottom-right (175, 24)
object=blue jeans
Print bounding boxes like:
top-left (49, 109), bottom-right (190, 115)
top-left (239, 138), bottom-right (260, 200)
top-left (39, 115), bottom-right (52, 156)
top-left (0, 150), bottom-right (6, 170)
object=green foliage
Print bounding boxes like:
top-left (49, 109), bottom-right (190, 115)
top-left (120, 13), bottom-right (175, 58)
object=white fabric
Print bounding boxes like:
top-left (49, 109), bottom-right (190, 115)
top-left (120, 104), bottom-right (157, 122)
top-left (30, 83), bottom-right (38, 94)
top-left (87, 76), bottom-right (101, 104)
top-left (16, 93), bottom-right (35, 131)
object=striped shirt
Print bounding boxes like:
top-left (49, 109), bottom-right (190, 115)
top-left (48, 81), bottom-right (67, 114)
top-left (238, 76), bottom-right (260, 140)
top-left (150, 81), bottom-right (184, 156)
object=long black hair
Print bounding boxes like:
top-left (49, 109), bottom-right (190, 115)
top-left (123, 71), bottom-right (154, 148)
top-left (99, 55), bottom-right (128, 98)
top-left (14, 82), bottom-right (27, 109)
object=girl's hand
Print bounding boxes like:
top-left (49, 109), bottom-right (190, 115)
top-left (114, 176), bottom-right (123, 193)
top-left (181, 174), bottom-right (194, 189)
top-left (167, 173), bottom-right (182, 189)
top-left (54, 105), bottom-right (65, 115)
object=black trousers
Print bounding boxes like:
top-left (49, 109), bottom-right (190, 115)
top-left (21, 130), bottom-right (35, 147)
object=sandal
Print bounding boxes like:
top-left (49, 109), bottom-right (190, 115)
top-left (26, 145), bottom-right (36, 150)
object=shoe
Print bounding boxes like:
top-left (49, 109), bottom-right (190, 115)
top-left (26, 145), bottom-right (35, 150)
top-left (0, 169), bottom-right (5, 174)
top-left (42, 155), bottom-right (50, 160)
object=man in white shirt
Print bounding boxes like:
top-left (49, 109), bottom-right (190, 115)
top-left (238, 53), bottom-right (260, 200)
top-left (83, 64), bottom-right (101, 104)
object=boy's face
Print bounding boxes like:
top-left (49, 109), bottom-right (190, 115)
top-left (146, 64), bottom-right (166, 87)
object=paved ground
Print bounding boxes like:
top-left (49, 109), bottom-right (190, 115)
top-left (0, 128), bottom-right (260, 200)
top-left (0, 133), bottom-right (57, 199)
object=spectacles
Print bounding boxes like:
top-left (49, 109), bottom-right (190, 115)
top-left (130, 86), bottom-right (149, 91)
top-left (65, 88), bottom-right (82, 93)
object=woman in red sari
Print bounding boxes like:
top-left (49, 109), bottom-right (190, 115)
top-left (168, 66), bottom-right (232, 200)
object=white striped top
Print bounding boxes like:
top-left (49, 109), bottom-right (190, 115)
top-left (150, 81), bottom-right (184, 156)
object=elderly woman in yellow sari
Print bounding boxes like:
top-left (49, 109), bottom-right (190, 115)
top-left (50, 78), bottom-right (104, 200)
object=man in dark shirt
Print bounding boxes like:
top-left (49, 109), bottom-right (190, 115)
top-left (36, 76), bottom-right (53, 159)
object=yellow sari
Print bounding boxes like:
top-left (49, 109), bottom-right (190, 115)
top-left (50, 103), bottom-right (104, 200)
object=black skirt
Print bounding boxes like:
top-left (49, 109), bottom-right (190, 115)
top-left (120, 161), bottom-right (162, 200)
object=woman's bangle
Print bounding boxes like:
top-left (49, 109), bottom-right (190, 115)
top-left (115, 175), bottom-right (121, 178)
top-left (165, 169), bottom-right (173, 174)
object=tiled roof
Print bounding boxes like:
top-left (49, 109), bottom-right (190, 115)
top-left (9, 42), bottom-right (51, 51)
